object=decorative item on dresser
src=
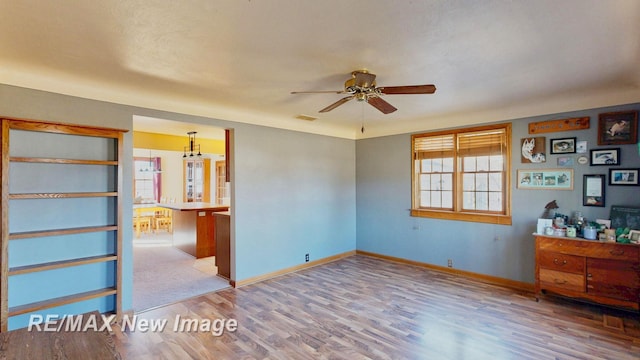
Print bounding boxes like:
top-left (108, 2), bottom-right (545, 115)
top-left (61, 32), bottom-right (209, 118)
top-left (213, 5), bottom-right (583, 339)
top-left (534, 234), bottom-right (640, 311)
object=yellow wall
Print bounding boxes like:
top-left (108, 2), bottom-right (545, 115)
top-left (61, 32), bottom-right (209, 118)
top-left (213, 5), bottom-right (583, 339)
top-left (133, 131), bottom-right (225, 154)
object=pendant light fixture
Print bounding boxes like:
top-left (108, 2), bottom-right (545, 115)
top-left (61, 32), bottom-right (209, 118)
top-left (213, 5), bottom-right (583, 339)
top-left (183, 131), bottom-right (202, 158)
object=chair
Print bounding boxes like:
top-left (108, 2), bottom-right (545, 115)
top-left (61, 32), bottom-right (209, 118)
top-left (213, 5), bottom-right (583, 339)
top-left (153, 208), bottom-right (173, 233)
top-left (133, 214), bottom-right (153, 238)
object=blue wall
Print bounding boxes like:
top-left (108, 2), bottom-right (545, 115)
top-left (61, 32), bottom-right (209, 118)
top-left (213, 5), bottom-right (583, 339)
top-left (0, 84), bottom-right (356, 329)
top-left (233, 124), bottom-right (355, 280)
top-left (356, 103), bottom-right (640, 283)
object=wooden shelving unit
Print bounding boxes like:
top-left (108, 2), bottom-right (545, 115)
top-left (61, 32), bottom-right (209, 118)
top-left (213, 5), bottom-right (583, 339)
top-left (0, 117), bottom-right (127, 331)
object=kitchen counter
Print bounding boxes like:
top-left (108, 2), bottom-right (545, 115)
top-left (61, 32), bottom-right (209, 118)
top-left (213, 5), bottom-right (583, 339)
top-left (158, 202), bottom-right (229, 212)
top-left (161, 203), bottom-right (229, 258)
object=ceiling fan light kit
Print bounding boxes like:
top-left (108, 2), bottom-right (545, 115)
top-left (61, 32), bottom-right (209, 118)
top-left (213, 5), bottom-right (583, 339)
top-left (292, 69), bottom-right (436, 115)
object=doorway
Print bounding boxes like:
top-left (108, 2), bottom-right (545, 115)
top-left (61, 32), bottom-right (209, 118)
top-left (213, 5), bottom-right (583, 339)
top-left (131, 116), bottom-right (231, 312)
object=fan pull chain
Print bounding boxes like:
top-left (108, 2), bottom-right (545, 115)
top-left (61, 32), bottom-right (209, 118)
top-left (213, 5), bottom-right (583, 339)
top-left (361, 102), bottom-right (365, 133)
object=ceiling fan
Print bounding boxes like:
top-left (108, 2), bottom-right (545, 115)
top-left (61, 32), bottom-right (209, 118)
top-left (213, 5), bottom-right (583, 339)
top-left (291, 69), bottom-right (436, 114)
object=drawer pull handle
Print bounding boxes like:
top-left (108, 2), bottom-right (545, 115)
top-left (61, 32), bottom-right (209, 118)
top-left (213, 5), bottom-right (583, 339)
top-left (553, 258), bottom-right (567, 265)
top-left (553, 279), bottom-right (567, 284)
top-left (609, 249), bottom-right (625, 256)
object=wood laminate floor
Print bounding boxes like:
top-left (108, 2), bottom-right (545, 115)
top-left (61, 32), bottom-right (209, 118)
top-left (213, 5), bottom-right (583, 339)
top-left (111, 255), bottom-right (639, 359)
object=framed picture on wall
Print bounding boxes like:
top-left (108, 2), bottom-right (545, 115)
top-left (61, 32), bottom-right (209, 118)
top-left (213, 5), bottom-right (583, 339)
top-left (590, 148), bottom-right (620, 166)
top-left (517, 169), bottom-right (573, 190)
top-left (610, 206), bottom-right (640, 230)
top-left (597, 110), bottom-right (638, 145)
top-left (609, 168), bottom-right (639, 186)
top-left (557, 156), bottom-right (574, 166)
top-left (550, 137), bottom-right (576, 154)
top-left (583, 174), bottom-right (605, 207)
top-left (520, 136), bottom-right (546, 163)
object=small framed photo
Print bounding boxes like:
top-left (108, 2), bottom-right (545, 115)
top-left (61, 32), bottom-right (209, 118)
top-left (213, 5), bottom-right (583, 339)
top-left (629, 230), bottom-right (640, 244)
top-left (557, 156), bottom-right (574, 166)
top-left (595, 219), bottom-right (611, 229)
top-left (590, 148), bottom-right (620, 166)
top-left (550, 137), bottom-right (576, 154)
top-left (583, 174), bottom-right (605, 207)
top-left (609, 168), bottom-right (639, 186)
top-left (598, 110), bottom-right (638, 145)
top-left (576, 140), bottom-right (587, 153)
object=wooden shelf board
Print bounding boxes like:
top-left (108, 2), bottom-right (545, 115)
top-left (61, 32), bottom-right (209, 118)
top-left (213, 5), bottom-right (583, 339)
top-left (8, 288), bottom-right (117, 317)
top-left (5, 118), bottom-right (127, 137)
top-left (10, 157), bottom-right (118, 166)
top-left (9, 192), bottom-right (118, 199)
top-left (9, 225), bottom-right (118, 240)
top-left (9, 255), bottom-right (117, 276)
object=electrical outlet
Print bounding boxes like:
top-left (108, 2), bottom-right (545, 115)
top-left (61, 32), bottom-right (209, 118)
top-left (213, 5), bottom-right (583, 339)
top-left (305, 253), bottom-right (309, 262)
top-left (447, 259), bottom-right (453, 268)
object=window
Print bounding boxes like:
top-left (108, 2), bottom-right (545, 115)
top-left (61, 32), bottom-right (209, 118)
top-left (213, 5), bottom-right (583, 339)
top-left (134, 156), bottom-right (161, 203)
top-left (411, 123), bottom-right (511, 224)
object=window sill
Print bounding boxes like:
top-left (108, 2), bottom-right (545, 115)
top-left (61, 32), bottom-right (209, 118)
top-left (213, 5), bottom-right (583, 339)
top-left (410, 209), bottom-right (512, 225)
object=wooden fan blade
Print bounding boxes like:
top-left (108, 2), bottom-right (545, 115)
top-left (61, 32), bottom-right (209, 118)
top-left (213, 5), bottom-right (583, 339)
top-left (319, 96), bottom-right (354, 113)
top-left (353, 71), bottom-right (377, 88)
top-left (291, 90), bottom-right (345, 94)
top-left (378, 84), bottom-right (436, 94)
top-left (367, 96), bottom-right (397, 114)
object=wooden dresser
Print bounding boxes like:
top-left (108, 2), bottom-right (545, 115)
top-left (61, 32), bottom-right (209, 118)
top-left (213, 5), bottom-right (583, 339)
top-left (535, 234), bottom-right (640, 311)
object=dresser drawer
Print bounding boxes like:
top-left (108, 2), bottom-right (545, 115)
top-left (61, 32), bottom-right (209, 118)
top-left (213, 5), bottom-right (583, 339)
top-left (538, 251), bottom-right (584, 274)
top-left (537, 236), bottom-right (639, 260)
top-left (537, 237), bottom-right (590, 254)
top-left (583, 243), bottom-right (639, 261)
top-left (539, 269), bottom-right (584, 293)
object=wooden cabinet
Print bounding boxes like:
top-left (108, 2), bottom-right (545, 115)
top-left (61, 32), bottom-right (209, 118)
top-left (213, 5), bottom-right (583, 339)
top-left (1, 118), bottom-right (126, 331)
top-left (196, 210), bottom-right (217, 258)
top-left (214, 212), bottom-right (230, 280)
top-left (183, 158), bottom-right (210, 202)
top-left (535, 235), bottom-right (640, 311)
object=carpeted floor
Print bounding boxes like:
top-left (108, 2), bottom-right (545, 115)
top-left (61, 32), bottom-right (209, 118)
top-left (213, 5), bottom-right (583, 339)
top-left (133, 240), bottom-right (231, 312)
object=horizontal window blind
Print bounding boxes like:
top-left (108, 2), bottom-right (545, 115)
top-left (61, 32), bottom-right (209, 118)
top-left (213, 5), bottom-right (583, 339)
top-left (457, 129), bottom-right (506, 156)
top-left (414, 134), bottom-right (454, 159)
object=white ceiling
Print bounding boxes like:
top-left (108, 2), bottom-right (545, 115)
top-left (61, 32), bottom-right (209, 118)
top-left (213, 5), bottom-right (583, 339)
top-left (1, 1), bottom-right (639, 139)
